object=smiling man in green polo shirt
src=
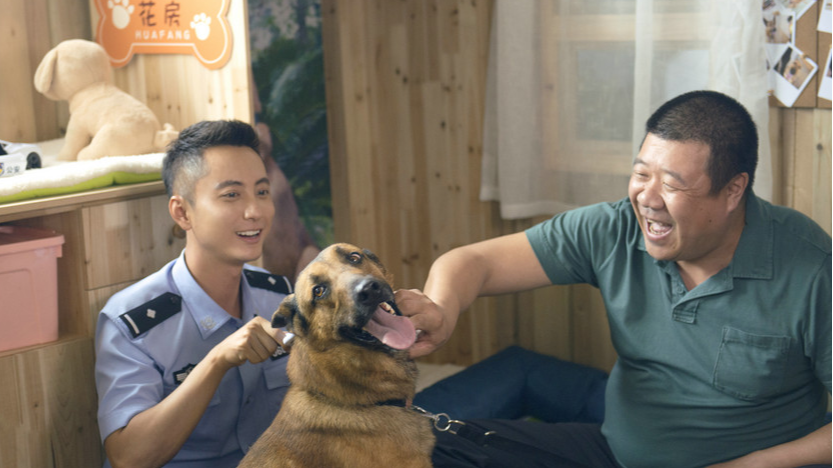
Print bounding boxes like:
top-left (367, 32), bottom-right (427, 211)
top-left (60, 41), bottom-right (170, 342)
top-left (401, 91), bottom-right (831, 468)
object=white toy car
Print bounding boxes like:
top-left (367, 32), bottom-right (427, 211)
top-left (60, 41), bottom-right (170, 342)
top-left (0, 139), bottom-right (42, 177)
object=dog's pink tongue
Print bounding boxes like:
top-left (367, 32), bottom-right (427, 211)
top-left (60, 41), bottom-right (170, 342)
top-left (365, 307), bottom-right (416, 350)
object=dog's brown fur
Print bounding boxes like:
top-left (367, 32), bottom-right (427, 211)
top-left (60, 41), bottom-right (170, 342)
top-left (239, 243), bottom-right (434, 468)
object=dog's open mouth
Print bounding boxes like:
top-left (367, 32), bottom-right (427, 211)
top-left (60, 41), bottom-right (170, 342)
top-left (351, 301), bottom-right (416, 351)
top-left (363, 301), bottom-right (416, 350)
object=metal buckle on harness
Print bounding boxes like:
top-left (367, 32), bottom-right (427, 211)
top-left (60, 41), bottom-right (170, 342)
top-left (410, 405), bottom-right (467, 434)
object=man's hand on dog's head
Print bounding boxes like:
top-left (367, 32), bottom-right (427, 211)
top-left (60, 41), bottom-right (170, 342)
top-left (210, 316), bottom-right (289, 370)
top-left (395, 289), bottom-right (455, 359)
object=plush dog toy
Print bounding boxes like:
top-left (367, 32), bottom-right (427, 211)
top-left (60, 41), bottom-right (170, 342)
top-left (34, 39), bottom-right (177, 161)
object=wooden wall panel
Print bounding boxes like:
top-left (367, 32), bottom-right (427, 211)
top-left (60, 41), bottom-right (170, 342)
top-left (322, 0), bottom-right (508, 366)
top-left (87, 282), bottom-right (135, 330)
top-left (0, 1), bottom-right (39, 143)
top-left (0, 337), bottom-right (101, 468)
top-left (82, 194), bottom-right (185, 290)
top-left (775, 107), bottom-right (833, 235)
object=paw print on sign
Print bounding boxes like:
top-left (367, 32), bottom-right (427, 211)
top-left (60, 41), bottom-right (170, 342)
top-left (190, 13), bottom-right (212, 41)
top-left (108, 0), bottom-right (134, 30)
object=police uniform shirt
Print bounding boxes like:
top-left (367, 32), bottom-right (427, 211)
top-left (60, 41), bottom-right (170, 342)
top-left (95, 251), bottom-right (292, 468)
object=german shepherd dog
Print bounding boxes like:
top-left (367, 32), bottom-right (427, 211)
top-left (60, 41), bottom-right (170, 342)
top-left (239, 243), bottom-right (435, 468)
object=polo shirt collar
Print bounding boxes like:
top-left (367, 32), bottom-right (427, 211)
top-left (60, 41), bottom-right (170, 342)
top-left (172, 251), bottom-right (253, 339)
top-left (731, 192), bottom-right (774, 279)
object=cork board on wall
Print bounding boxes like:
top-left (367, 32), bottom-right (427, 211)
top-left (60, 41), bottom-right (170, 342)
top-left (769, 0), bottom-right (832, 108)
top-left (818, 0), bottom-right (832, 108)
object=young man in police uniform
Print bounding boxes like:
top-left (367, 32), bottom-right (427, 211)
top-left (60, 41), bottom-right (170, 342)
top-left (400, 91), bottom-right (831, 467)
top-left (95, 120), bottom-right (293, 468)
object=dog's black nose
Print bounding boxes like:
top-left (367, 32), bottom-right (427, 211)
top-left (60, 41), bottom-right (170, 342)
top-left (355, 278), bottom-right (385, 306)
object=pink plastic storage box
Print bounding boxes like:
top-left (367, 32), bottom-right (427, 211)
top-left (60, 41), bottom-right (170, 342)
top-left (0, 225), bottom-right (64, 352)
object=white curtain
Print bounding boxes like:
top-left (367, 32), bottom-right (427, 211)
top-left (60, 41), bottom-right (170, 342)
top-left (481, 0), bottom-right (773, 220)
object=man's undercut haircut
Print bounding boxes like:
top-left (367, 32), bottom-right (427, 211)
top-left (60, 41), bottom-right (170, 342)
top-left (645, 90), bottom-right (758, 197)
top-left (162, 120), bottom-right (261, 201)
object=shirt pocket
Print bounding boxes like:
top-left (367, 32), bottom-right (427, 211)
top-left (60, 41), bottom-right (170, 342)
top-left (712, 326), bottom-right (791, 402)
top-left (263, 358), bottom-right (290, 390)
top-left (186, 391), bottom-right (225, 446)
top-left (262, 358), bottom-right (290, 414)
top-left (162, 384), bottom-right (225, 454)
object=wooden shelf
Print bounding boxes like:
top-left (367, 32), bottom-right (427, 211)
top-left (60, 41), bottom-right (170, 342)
top-left (0, 181), bottom-right (167, 224)
top-left (0, 333), bottom-right (88, 359)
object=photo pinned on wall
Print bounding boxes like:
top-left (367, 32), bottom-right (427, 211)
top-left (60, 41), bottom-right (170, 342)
top-left (776, 0), bottom-right (818, 19)
top-left (772, 44), bottom-right (819, 106)
top-left (763, 0), bottom-right (795, 63)
top-left (819, 0), bottom-right (832, 33)
top-left (819, 48), bottom-right (832, 101)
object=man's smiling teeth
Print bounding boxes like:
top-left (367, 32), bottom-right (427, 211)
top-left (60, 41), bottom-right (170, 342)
top-left (647, 220), bottom-right (671, 235)
top-left (237, 230), bottom-right (261, 237)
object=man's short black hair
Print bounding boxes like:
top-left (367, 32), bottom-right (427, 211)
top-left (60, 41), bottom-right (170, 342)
top-left (645, 90), bottom-right (758, 196)
top-left (162, 120), bottom-right (261, 200)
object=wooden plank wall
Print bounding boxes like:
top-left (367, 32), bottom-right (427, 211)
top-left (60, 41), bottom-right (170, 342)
top-left (321, 0), bottom-right (832, 372)
top-left (321, 0), bottom-right (542, 366)
top-left (772, 108), bottom-right (833, 233)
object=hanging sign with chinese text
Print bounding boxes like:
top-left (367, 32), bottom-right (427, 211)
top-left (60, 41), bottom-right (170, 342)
top-left (93, 0), bottom-right (233, 70)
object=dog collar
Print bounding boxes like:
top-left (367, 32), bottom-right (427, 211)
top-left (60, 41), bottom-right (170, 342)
top-left (375, 399), bottom-right (408, 408)
top-left (308, 390), bottom-right (409, 409)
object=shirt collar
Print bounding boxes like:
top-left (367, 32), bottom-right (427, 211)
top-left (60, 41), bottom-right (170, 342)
top-left (634, 192), bottom-right (773, 280)
top-left (730, 192), bottom-right (773, 280)
top-left (172, 251), bottom-right (254, 339)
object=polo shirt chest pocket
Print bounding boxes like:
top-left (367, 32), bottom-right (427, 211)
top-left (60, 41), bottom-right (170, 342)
top-left (712, 327), bottom-right (791, 402)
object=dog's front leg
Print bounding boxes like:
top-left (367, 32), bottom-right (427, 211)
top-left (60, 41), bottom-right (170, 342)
top-left (59, 117), bottom-right (92, 161)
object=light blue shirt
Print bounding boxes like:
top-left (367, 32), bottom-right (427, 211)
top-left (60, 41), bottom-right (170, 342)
top-left (95, 251), bottom-right (292, 467)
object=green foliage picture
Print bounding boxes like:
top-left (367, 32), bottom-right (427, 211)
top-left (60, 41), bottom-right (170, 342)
top-left (248, 0), bottom-right (332, 247)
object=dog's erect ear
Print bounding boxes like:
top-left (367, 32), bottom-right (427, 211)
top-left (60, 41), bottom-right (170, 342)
top-left (272, 295), bottom-right (297, 331)
top-left (362, 248), bottom-right (387, 273)
top-left (271, 311), bottom-right (288, 328)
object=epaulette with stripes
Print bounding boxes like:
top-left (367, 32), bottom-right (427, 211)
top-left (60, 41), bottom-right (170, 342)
top-left (119, 292), bottom-right (182, 338)
top-left (244, 270), bottom-right (293, 295)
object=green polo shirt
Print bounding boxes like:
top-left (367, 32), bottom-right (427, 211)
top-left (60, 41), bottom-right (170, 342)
top-left (526, 193), bottom-right (831, 468)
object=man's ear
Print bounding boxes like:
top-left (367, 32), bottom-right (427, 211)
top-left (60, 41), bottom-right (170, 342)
top-left (724, 172), bottom-right (749, 212)
top-left (169, 195), bottom-right (192, 231)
